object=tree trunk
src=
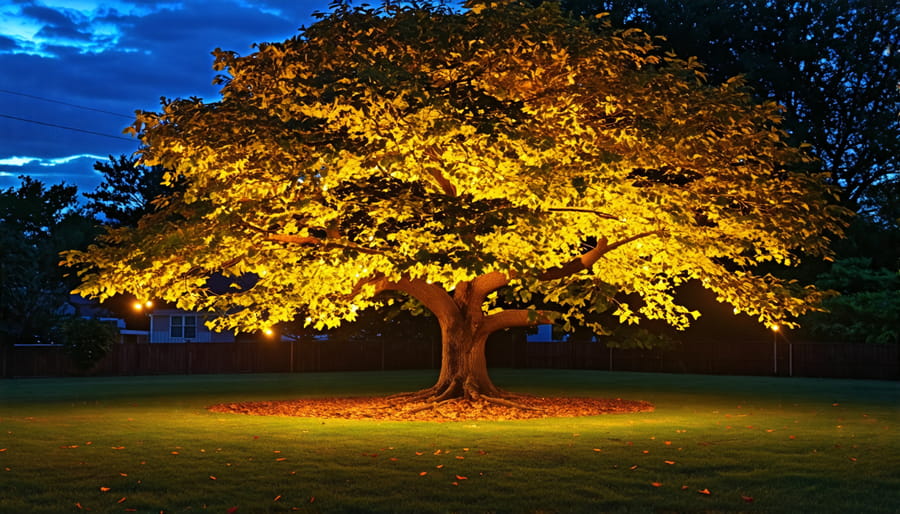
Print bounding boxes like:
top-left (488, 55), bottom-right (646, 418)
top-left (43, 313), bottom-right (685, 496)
top-left (428, 322), bottom-right (501, 401)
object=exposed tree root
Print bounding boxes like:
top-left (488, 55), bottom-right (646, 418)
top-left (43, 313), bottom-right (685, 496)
top-left (480, 395), bottom-right (538, 411)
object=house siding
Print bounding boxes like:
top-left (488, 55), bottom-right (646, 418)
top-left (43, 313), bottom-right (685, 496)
top-left (149, 310), bottom-right (235, 343)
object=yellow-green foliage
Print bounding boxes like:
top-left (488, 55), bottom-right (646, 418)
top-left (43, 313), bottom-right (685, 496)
top-left (65, 1), bottom-right (846, 335)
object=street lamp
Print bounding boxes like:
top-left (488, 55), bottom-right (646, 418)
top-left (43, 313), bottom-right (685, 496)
top-left (771, 325), bottom-right (780, 376)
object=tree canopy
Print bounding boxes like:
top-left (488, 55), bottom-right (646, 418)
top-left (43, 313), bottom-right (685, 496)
top-left (66, 1), bottom-right (846, 399)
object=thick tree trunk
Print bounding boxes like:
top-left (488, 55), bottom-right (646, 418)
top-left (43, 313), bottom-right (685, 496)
top-left (428, 323), bottom-right (500, 401)
top-left (380, 274), bottom-right (535, 405)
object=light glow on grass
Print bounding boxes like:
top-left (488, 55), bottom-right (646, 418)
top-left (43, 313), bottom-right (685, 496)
top-left (0, 370), bottom-right (897, 513)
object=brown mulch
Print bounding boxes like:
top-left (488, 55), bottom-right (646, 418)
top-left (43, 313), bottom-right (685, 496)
top-left (208, 396), bottom-right (654, 422)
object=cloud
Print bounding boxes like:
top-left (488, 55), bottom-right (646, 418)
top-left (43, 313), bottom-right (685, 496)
top-left (0, 35), bottom-right (18, 51)
top-left (0, 154), bottom-right (110, 194)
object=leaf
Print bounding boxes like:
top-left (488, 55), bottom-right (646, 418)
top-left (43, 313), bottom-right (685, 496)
top-left (455, 475), bottom-right (468, 480)
top-left (227, 508), bottom-right (239, 514)
top-left (273, 495), bottom-right (282, 502)
top-left (419, 471), bottom-right (428, 476)
top-left (664, 460), bottom-right (676, 465)
top-left (99, 487), bottom-right (110, 492)
top-left (651, 482), bottom-right (662, 487)
top-left (742, 495), bottom-right (754, 503)
top-left (209, 475), bottom-right (217, 480)
top-left (698, 488), bottom-right (711, 495)
top-left (117, 497), bottom-right (127, 504)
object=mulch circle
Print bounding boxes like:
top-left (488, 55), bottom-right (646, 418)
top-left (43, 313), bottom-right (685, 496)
top-left (208, 396), bottom-right (654, 422)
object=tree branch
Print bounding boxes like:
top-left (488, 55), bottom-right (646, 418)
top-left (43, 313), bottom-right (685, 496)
top-left (547, 207), bottom-right (619, 220)
top-left (539, 230), bottom-right (664, 281)
top-left (373, 276), bottom-right (458, 323)
top-left (479, 308), bottom-right (556, 337)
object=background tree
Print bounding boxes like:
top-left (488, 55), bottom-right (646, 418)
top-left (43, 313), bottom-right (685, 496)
top-left (67, 1), bottom-right (846, 403)
top-left (551, 0), bottom-right (900, 342)
top-left (1, 177), bottom-right (97, 346)
top-left (84, 154), bottom-right (169, 227)
top-left (54, 317), bottom-right (119, 371)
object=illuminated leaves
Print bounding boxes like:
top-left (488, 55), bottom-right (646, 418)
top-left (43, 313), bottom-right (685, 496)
top-left (65, 0), bottom-right (843, 342)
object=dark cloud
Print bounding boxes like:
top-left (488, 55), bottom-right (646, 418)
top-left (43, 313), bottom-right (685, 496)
top-left (20, 5), bottom-right (76, 28)
top-left (0, 35), bottom-right (19, 51)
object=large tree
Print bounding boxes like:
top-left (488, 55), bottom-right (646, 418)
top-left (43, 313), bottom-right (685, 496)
top-left (553, 0), bottom-right (899, 219)
top-left (1, 177), bottom-right (97, 346)
top-left (66, 1), bottom-right (846, 402)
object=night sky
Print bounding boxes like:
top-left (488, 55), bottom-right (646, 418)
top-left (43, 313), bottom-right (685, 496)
top-left (0, 0), bottom-right (338, 194)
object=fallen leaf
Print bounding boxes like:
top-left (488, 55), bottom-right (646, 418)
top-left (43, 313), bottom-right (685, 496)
top-left (849, 457), bottom-right (857, 462)
top-left (455, 475), bottom-right (468, 480)
top-left (629, 465), bottom-right (638, 470)
top-left (419, 471), bottom-right (428, 476)
top-left (642, 450), bottom-right (650, 454)
top-left (664, 441), bottom-right (672, 446)
top-left (651, 482), bottom-right (662, 487)
top-left (681, 485), bottom-right (689, 490)
top-left (0, 448), bottom-right (6, 452)
top-left (99, 487), bottom-right (110, 492)
top-left (276, 457), bottom-right (287, 461)
top-left (593, 448), bottom-right (602, 452)
top-left (698, 488), bottom-right (711, 495)
top-left (455, 456), bottom-right (465, 460)
top-left (209, 476), bottom-right (217, 480)
top-left (452, 481), bottom-right (459, 486)
top-left (119, 473), bottom-right (128, 477)
top-left (117, 497), bottom-right (127, 504)
top-left (436, 464), bottom-right (444, 469)
top-left (112, 446), bottom-right (125, 450)
top-left (664, 460), bottom-right (676, 465)
top-left (273, 495), bottom-right (282, 502)
top-left (309, 496), bottom-right (315, 503)
top-left (170, 451), bottom-right (179, 455)
top-left (227, 507), bottom-right (239, 514)
top-left (415, 452), bottom-right (424, 456)
top-left (742, 495), bottom-right (754, 503)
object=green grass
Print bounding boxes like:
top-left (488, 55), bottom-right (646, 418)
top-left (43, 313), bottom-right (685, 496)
top-left (1, 370), bottom-right (898, 513)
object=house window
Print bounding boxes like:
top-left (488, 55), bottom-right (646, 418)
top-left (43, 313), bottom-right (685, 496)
top-left (171, 315), bottom-right (197, 339)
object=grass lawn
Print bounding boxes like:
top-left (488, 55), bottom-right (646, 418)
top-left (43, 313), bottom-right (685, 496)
top-left (1, 369), bottom-right (898, 513)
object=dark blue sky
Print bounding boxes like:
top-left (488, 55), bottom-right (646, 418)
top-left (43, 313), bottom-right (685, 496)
top-left (0, 0), bottom-right (336, 193)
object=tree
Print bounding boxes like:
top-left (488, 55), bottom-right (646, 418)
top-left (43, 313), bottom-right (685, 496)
top-left (84, 154), bottom-right (170, 227)
top-left (552, 0), bottom-right (900, 218)
top-left (1, 177), bottom-right (97, 345)
top-left (55, 317), bottom-right (119, 371)
top-left (66, 1), bottom-right (846, 403)
top-left (801, 258), bottom-right (900, 344)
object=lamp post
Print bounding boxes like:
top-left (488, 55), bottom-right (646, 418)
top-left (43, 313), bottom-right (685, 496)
top-left (771, 325), bottom-right (780, 376)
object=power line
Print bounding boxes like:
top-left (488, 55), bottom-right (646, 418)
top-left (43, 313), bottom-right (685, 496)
top-left (0, 113), bottom-right (135, 142)
top-left (0, 88), bottom-right (133, 119)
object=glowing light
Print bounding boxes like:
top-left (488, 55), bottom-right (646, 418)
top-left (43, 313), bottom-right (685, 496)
top-left (145, 300), bottom-right (153, 308)
top-left (263, 328), bottom-right (274, 337)
top-left (133, 301), bottom-right (143, 311)
top-left (771, 325), bottom-right (780, 332)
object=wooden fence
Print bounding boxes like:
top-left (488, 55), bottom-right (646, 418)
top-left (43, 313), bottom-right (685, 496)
top-left (2, 336), bottom-right (897, 380)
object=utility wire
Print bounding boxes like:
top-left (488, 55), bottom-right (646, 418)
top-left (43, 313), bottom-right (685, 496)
top-left (0, 113), bottom-right (135, 142)
top-left (0, 88), bottom-right (133, 119)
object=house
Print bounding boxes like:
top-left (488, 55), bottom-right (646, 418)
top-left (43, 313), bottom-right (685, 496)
top-left (148, 308), bottom-right (235, 343)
